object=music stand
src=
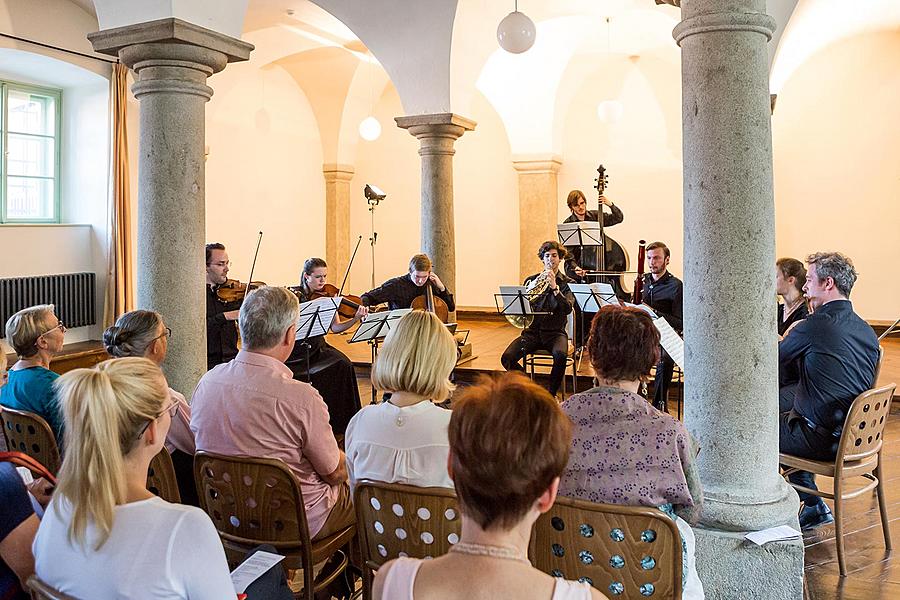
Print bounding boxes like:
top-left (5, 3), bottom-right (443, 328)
top-left (295, 297), bottom-right (340, 383)
top-left (557, 221), bottom-right (603, 250)
top-left (568, 282), bottom-right (617, 357)
top-left (350, 308), bottom-right (412, 403)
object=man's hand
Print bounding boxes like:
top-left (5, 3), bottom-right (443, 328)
top-left (546, 271), bottom-right (558, 290)
top-left (428, 272), bottom-right (446, 292)
top-left (574, 267), bottom-right (586, 278)
top-left (224, 310), bottom-right (240, 321)
top-left (27, 477), bottom-right (54, 508)
top-left (354, 305), bottom-right (369, 320)
top-left (599, 195), bottom-right (613, 207)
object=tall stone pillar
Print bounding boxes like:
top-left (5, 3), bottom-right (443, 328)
top-left (512, 156), bottom-right (562, 283)
top-left (90, 19), bottom-right (253, 398)
top-left (674, 1), bottom-right (803, 597)
top-left (395, 114), bottom-right (475, 319)
top-left (323, 164), bottom-right (355, 282)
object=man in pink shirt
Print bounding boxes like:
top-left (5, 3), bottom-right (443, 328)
top-left (191, 285), bottom-right (354, 539)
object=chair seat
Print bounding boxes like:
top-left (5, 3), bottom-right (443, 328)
top-left (779, 452), bottom-right (878, 478)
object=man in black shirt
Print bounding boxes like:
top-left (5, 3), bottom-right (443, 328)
top-left (641, 241), bottom-right (683, 412)
top-left (361, 253), bottom-right (455, 312)
top-left (205, 243), bottom-right (241, 370)
top-left (501, 241), bottom-right (574, 397)
top-left (779, 252), bottom-right (880, 530)
top-left (562, 190), bottom-right (624, 278)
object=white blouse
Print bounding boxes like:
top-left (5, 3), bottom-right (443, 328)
top-left (33, 496), bottom-right (234, 600)
top-left (345, 400), bottom-right (453, 494)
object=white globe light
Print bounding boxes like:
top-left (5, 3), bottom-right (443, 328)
top-left (497, 11), bottom-right (536, 54)
top-left (597, 100), bottom-right (624, 123)
top-left (359, 116), bottom-right (381, 141)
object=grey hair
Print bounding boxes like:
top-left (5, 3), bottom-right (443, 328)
top-left (806, 252), bottom-right (858, 298)
top-left (6, 304), bottom-right (55, 358)
top-left (238, 286), bottom-right (299, 351)
top-left (103, 310), bottom-right (164, 358)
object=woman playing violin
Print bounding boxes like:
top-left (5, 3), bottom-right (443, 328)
top-left (285, 257), bottom-right (368, 435)
top-left (205, 243), bottom-right (242, 370)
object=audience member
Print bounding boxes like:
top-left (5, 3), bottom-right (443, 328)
top-left (559, 305), bottom-right (704, 599)
top-left (345, 310), bottom-right (457, 493)
top-left (31, 358), bottom-right (291, 598)
top-left (1, 305), bottom-right (66, 445)
top-left (374, 372), bottom-right (605, 600)
top-left (775, 257), bottom-right (809, 338)
top-left (779, 252), bottom-right (880, 529)
top-left (103, 310), bottom-right (197, 505)
top-left (191, 286), bottom-right (354, 541)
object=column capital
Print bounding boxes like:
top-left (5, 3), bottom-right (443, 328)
top-left (322, 163), bottom-right (355, 183)
top-left (674, 11), bottom-right (775, 46)
top-left (395, 113), bottom-right (476, 147)
top-left (511, 154), bottom-right (563, 174)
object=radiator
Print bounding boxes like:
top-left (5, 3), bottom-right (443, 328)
top-left (0, 272), bottom-right (96, 337)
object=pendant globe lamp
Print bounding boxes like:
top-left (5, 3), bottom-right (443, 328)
top-left (497, 0), bottom-right (536, 54)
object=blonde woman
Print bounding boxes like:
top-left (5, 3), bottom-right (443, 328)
top-left (1, 305), bottom-right (66, 444)
top-left (31, 358), bottom-right (241, 598)
top-left (344, 310), bottom-right (458, 492)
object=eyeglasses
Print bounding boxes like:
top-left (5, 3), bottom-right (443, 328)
top-left (40, 321), bottom-right (66, 338)
top-left (135, 401), bottom-right (179, 440)
top-left (153, 327), bottom-right (172, 342)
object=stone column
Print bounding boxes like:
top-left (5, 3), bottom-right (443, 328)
top-left (323, 164), bottom-right (355, 282)
top-left (90, 19), bottom-right (253, 399)
top-left (674, 1), bottom-right (803, 598)
top-left (511, 156), bottom-right (562, 283)
top-left (395, 114), bottom-right (475, 319)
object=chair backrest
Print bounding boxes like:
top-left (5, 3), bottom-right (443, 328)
top-left (147, 448), bottom-right (180, 504)
top-left (838, 383), bottom-right (896, 463)
top-left (194, 451), bottom-right (311, 551)
top-left (1, 407), bottom-right (61, 475)
top-left (27, 575), bottom-right (78, 600)
top-left (873, 345), bottom-right (885, 385)
top-left (354, 481), bottom-right (461, 571)
top-left (530, 496), bottom-right (683, 600)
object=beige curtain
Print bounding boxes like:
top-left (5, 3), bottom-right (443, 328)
top-left (103, 62), bottom-right (134, 328)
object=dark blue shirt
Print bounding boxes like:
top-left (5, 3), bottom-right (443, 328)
top-left (643, 271), bottom-right (684, 332)
top-left (778, 299), bottom-right (880, 431)
top-left (0, 462), bottom-right (35, 600)
top-left (0, 367), bottom-right (62, 447)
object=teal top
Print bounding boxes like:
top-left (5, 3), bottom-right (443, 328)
top-left (1, 366), bottom-right (63, 447)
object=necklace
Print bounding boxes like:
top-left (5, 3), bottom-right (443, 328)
top-left (449, 541), bottom-right (530, 564)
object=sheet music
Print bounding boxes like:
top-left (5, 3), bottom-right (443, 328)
top-left (569, 283), bottom-right (617, 312)
top-left (653, 317), bottom-right (685, 371)
top-left (624, 302), bottom-right (658, 318)
top-left (295, 296), bottom-right (339, 340)
top-left (497, 286), bottom-right (533, 315)
top-left (349, 308), bottom-right (412, 343)
top-left (231, 550), bottom-right (285, 593)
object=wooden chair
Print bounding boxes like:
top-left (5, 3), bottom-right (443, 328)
top-left (194, 451), bottom-right (355, 600)
top-left (873, 345), bottom-right (885, 385)
top-left (530, 496), bottom-right (683, 599)
top-left (147, 447), bottom-right (181, 504)
top-left (1, 407), bottom-right (61, 475)
top-left (780, 383), bottom-right (897, 576)
top-left (26, 575), bottom-right (78, 600)
top-left (354, 481), bottom-right (462, 600)
top-left (524, 349), bottom-right (578, 397)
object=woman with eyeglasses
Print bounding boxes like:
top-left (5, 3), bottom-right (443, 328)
top-left (104, 310), bottom-right (197, 504)
top-left (1, 305), bottom-right (67, 445)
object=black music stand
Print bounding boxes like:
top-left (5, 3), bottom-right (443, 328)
top-left (568, 282), bottom-right (617, 359)
top-left (495, 286), bottom-right (551, 374)
top-left (295, 297), bottom-right (339, 383)
top-left (558, 221), bottom-right (603, 278)
top-left (350, 308), bottom-right (412, 403)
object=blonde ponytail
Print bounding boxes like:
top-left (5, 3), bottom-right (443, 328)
top-left (54, 357), bottom-right (168, 549)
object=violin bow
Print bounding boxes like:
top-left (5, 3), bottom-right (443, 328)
top-left (338, 235), bottom-right (363, 296)
top-left (245, 231), bottom-right (263, 290)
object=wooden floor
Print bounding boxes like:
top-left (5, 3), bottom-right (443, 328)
top-left (340, 317), bottom-right (900, 599)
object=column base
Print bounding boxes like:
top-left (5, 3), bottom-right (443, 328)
top-left (694, 526), bottom-right (804, 599)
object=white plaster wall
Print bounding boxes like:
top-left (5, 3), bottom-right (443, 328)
top-left (772, 31), bottom-right (900, 322)
top-left (204, 61), bottom-right (326, 289)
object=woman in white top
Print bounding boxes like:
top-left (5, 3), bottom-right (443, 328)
top-left (374, 372), bottom-right (607, 600)
top-left (345, 310), bottom-right (458, 493)
top-left (32, 358), bottom-right (238, 599)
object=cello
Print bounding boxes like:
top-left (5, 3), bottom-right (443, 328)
top-left (410, 277), bottom-right (450, 323)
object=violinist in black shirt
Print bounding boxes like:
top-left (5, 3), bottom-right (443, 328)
top-left (640, 242), bottom-right (683, 412)
top-left (205, 243), bottom-right (241, 370)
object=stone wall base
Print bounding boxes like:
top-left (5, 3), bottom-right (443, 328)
top-left (693, 526), bottom-right (804, 599)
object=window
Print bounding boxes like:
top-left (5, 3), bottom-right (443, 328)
top-left (0, 81), bottom-right (61, 223)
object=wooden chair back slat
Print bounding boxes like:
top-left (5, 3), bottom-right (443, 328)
top-left (839, 384), bottom-right (895, 462)
top-left (1, 407), bottom-right (61, 475)
top-left (354, 481), bottom-right (461, 570)
top-left (146, 448), bottom-right (181, 504)
top-left (530, 496), bottom-right (683, 600)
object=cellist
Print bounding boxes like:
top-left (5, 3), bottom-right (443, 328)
top-left (361, 253), bottom-right (455, 312)
top-left (285, 257), bottom-right (368, 435)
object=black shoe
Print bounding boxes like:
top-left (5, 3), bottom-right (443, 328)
top-left (799, 502), bottom-right (834, 530)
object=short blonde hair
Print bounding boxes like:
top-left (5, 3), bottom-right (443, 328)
top-left (5, 304), bottom-right (55, 358)
top-left (371, 311), bottom-right (457, 402)
top-left (408, 254), bottom-right (432, 273)
top-left (54, 357), bottom-right (169, 550)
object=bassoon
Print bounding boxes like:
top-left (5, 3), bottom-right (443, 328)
top-left (632, 240), bottom-right (647, 304)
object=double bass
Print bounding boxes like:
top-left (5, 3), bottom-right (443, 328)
top-left (590, 164), bottom-right (629, 298)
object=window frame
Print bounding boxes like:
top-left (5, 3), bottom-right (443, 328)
top-left (0, 80), bottom-right (63, 224)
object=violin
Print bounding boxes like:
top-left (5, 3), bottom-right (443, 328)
top-left (216, 279), bottom-right (266, 304)
top-left (309, 283), bottom-right (366, 320)
top-left (411, 280), bottom-right (450, 323)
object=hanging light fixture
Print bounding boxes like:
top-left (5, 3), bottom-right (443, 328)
top-left (596, 17), bottom-right (624, 123)
top-left (497, 0), bottom-right (536, 54)
top-left (358, 60), bottom-right (382, 141)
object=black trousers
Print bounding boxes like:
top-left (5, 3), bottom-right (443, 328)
top-left (779, 411), bottom-right (840, 507)
top-left (243, 545), bottom-right (294, 600)
top-left (501, 330), bottom-right (568, 396)
top-left (653, 349), bottom-right (675, 412)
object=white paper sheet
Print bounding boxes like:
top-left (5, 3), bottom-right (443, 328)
top-left (231, 550), bottom-right (286, 593)
top-left (744, 525), bottom-right (802, 546)
top-left (653, 317), bottom-right (685, 372)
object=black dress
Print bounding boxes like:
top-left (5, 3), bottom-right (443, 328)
top-left (284, 288), bottom-right (362, 435)
top-left (777, 301), bottom-right (809, 336)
